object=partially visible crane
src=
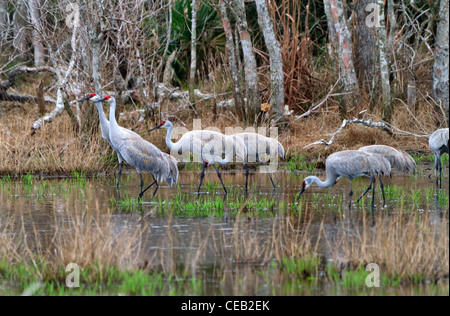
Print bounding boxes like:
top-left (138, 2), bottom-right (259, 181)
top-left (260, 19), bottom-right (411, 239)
top-left (149, 120), bottom-right (248, 195)
top-left (429, 128), bottom-right (449, 187)
top-left (297, 150), bottom-right (391, 209)
top-left (358, 145), bottom-right (415, 205)
top-left (98, 96), bottom-right (178, 199)
top-left (234, 133), bottom-right (285, 190)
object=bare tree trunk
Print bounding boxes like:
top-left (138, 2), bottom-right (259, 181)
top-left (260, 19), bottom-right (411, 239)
top-left (189, 0), bottom-right (197, 106)
top-left (157, 0), bottom-right (173, 81)
top-left (354, 0), bottom-right (376, 93)
top-left (387, 0), bottom-right (398, 95)
top-left (13, 0), bottom-right (28, 59)
top-left (232, 0), bottom-right (261, 125)
top-left (433, 0), bottom-right (449, 125)
top-left (32, 16), bottom-right (79, 133)
top-left (219, 0), bottom-right (244, 121)
top-left (324, 0), bottom-right (360, 119)
top-left (0, 0), bottom-right (8, 41)
top-left (254, 0), bottom-right (286, 127)
top-left (377, 0), bottom-right (392, 123)
top-left (91, 29), bottom-right (102, 96)
top-left (28, 0), bottom-right (45, 66)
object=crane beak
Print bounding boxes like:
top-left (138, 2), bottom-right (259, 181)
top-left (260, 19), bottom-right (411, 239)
top-left (98, 98), bottom-right (107, 103)
top-left (78, 96), bottom-right (90, 102)
top-left (297, 186), bottom-right (306, 202)
top-left (149, 126), bottom-right (162, 133)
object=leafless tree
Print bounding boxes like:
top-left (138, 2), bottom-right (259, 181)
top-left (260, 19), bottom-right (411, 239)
top-left (231, 0), bottom-right (261, 125)
top-left (433, 0), bottom-right (449, 125)
top-left (189, 0), bottom-right (198, 106)
top-left (254, 0), bottom-right (286, 126)
top-left (324, 0), bottom-right (360, 119)
top-left (218, 0), bottom-right (244, 121)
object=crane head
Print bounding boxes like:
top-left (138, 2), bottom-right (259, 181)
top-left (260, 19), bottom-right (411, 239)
top-left (98, 95), bottom-right (112, 103)
top-left (297, 179), bottom-right (312, 202)
top-left (78, 93), bottom-right (99, 102)
top-left (149, 120), bottom-right (170, 133)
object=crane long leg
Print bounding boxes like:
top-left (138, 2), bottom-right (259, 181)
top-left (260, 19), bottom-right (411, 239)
top-left (141, 176), bottom-right (158, 197)
top-left (213, 163), bottom-right (228, 195)
top-left (348, 179), bottom-right (354, 210)
top-left (260, 162), bottom-right (276, 190)
top-left (245, 163), bottom-right (249, 193)
top-left (379, 175), bottom-right (386, 208)
top-left (117, 161), bottom-right (123, 190)
top-left (138, 173), bottom-right (145, 199)
top-left (435, 153), bottom-right (442, 187)
top-left (197, 162), bottom-right (208, 194)
top-left (371, 176), bottom-right (377, 210)
top-left (357, 177), bottom-right (374, 204)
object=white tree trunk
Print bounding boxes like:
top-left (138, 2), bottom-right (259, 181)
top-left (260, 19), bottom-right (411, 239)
top-left (32, 17), bottom-right (79, 132)
top-left (28, 0), bottom-right (45, 66)
top-left (189, 0), bottom-right (197, 104)
top-left (354, 0), bottom-right (376, 91)
top-left (13, 0), bottom-right (28, 58)
top-left (219, 0), bottom-right (244, 121)
top-left (0, 0), bottom-right (8, 41)
top-left (254, 0), bottom-right (285, 124)
top-left (433, 0), bottom-right (449, 123)
top-left (324, 0), bottom-right (360, 117)
top-left (91, 29), bottom-right (102, 96)
top-left (377, 0), bottom-right (392, 122)
top-left (232, 0), bottom-right (261, 124)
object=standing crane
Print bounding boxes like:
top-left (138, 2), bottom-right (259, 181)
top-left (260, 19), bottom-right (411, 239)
top-left (79, 94), bottom-right (178, 191)
top-left (234, 133), bottom-right (286, 189)
top-left (297, 150), bottom-right (391, 209)
top-left (429, 128), bottom-right (449, 187)
top-left (149, 120), bottom-right (248, 195)
top-left (358, 145), bottom-right (415, 205)
top-left (98, 96), bottom-right (178, 199)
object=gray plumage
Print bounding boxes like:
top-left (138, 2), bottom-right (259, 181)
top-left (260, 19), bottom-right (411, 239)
top-left (86, 94), bottom-right (178, 190)
top-left (234, 133), bottom-right (286, 189)
top-left (234, 133), bottom-right (286, 162)
top-left (150, 120), bottom-right (248, 194)
top-left (359, 145), bottom-right (416, 174)
top-left (298, 150), bottom-right (391, 209)
top-left (429, 128), bottom-right (449, 186)
top-left (101, 96), bottom-right (178, 198)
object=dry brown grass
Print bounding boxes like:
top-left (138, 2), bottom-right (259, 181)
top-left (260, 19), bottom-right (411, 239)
top-left (212, 210), bottom-right (318, 265)
top-left (0, 203), bottom-right (447, 287)
top-left (328, 211), bottom-right (449, 282)
top-left (0, 210), bottom-right (146, 282)
top-left (0, 104), bottom-right (110, 176)
top-left (0, 70), bottom-right (445, 177)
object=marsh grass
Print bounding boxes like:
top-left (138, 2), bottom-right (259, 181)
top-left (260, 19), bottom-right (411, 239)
top-left (286, 150), bottom-right (318, 173)
top-left (327, 210), bottom-right (449, 284)
top-left (0, 176), bottom-right (448, 295)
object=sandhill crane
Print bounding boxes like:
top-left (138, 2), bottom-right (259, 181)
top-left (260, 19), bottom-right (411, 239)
top-left (297, 150), bottom-right (391, 209)
top-left (234, 133), bottom-right (286, 189)
top-left (79, 94), bottom-right (178, 191)
top-left (149, 120), bottom-right (248, 195)
top-left (99, 96), bottom-right (179, 199)
top-left (358, 145), bottom-right (415, 204)
top-left (429, 128), bottom-right (449, 187)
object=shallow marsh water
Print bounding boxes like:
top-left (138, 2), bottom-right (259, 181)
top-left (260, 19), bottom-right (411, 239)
top-left (0, 164), bottom-right (448, 296)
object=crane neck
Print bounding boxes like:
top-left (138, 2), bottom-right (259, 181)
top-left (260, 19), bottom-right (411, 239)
top-left (310, 175), bottom-right (336, 189)
top-left (94, 101), bottom-right (110, 139)
top-left (164, 125), bottom-right (175, 150)
top-left (109, 99), bottom-right (120, 131)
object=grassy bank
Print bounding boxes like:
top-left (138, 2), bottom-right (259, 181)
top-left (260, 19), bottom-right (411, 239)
top-left (1, 93), bottom-right (447, 177)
